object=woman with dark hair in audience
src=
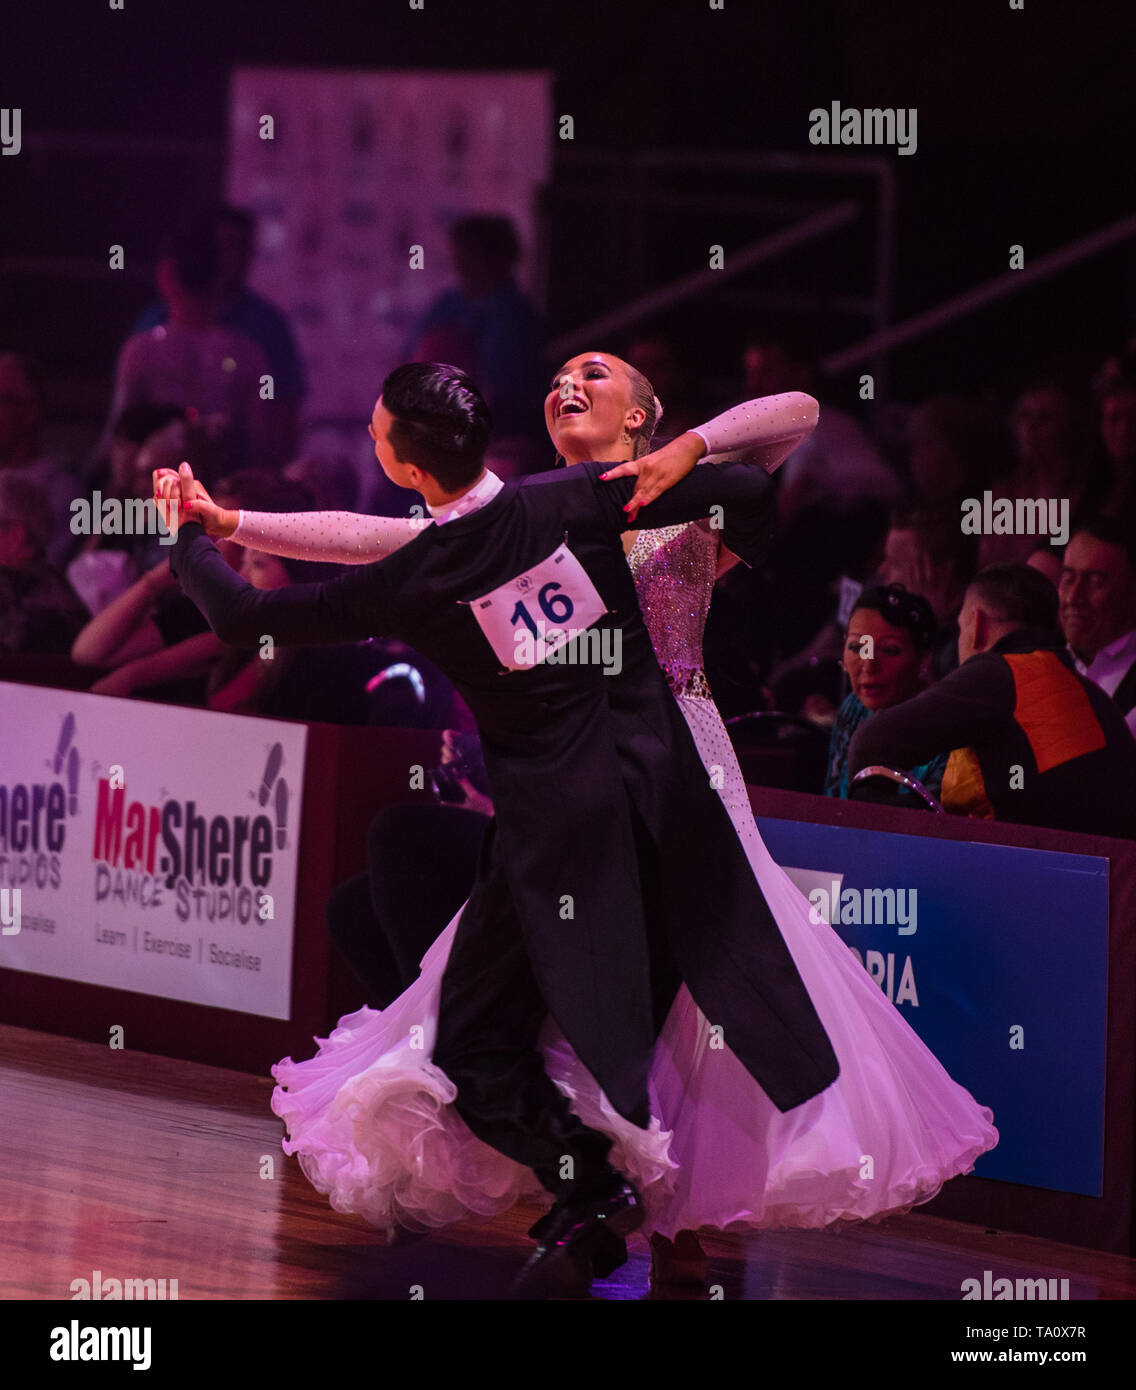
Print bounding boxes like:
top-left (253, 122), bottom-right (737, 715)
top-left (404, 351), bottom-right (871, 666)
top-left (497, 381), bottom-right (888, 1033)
top-left (826, 584), bottom-right (948, 803)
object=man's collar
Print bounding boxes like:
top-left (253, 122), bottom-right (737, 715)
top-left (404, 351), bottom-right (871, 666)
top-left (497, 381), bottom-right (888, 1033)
top-left (427, 469), bottom-right (503, 524)
top-left (1068, 625), bottom-right (1136, 668)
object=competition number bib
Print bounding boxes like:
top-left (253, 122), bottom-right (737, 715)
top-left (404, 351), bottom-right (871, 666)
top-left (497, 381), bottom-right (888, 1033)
top-left (470, 543), bottom-right (607, 670)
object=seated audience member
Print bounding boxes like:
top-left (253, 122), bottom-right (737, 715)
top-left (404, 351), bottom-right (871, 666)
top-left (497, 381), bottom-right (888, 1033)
top-left (738, 331), bottom-right (902, 524)
top-left (104, 215), bottom-right (278, 471)
top-left (908, 393), bottom-right (1009, 513)
top-left (130, 204), bottom-right (305, 460)
top-left (282, 454), bottom-right (359, 512)
top-left (1059, 517), bottom-right (1136, 736)
top-left (72, 471), bottom-right (308, 704)
top-left (1099, 375), bottom-right (1136, 522)
top-left (83, 401), bottom-right (186, 496)
top-left (68, 414), bottom-right (193, 612)
top-left (848, 564), bottom-right (1136, 838)
top-left (205, 546), bottom-right (351, 719)
top-left (404, 214), bottom-right (546, 445)
top-left (759, 498), bottom-right (890, 721)
top-left (876, 504), bottom-right (980, 677)
top-left (979, 379), bottom-right (1101, 567)
top-left (1026, 544), bottom-right (1063, 586)
top-left (825, 584), bottom-right (946, 802)
top-left (624, 335), bottom-right (705, 442)
top-left (0, 352), bottom-right (78, 567)
top-left (0, 475), bottom-right (87, 654)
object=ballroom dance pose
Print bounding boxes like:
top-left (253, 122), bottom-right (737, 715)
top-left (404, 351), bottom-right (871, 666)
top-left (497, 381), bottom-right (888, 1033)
top-left (160, 355), bottom-right (997, 1288)
top-left (162, 361), bottom-right (843, 1295)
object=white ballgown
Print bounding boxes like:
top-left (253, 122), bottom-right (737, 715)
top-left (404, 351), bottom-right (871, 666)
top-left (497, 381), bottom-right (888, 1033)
top-left (255, 496), bottom-right (997, 1239)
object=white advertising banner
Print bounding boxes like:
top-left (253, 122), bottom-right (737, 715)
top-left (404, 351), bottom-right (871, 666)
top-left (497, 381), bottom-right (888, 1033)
top-left (0, 683), bottom-right (307, 1019)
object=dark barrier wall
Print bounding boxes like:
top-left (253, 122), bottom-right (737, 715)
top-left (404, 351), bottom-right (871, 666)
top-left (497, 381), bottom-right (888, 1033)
top-left (748, 786), bottom-right (1136, 1258)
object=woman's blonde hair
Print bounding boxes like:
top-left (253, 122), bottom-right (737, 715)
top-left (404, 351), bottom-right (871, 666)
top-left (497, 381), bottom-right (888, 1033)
top-left (622, 360), bottom-right (664, 459)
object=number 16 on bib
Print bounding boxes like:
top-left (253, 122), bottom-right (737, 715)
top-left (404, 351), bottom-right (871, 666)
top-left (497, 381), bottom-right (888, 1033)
top-left (470, 543), bottom-right (609, 671)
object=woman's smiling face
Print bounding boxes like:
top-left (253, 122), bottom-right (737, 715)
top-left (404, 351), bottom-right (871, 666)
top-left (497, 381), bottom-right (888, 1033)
top-left (544, 352), bottom-right (642, 462)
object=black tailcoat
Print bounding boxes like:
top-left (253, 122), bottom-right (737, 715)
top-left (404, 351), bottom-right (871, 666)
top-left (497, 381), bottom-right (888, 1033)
top-left (171, 461), bottom-right (839, 1122)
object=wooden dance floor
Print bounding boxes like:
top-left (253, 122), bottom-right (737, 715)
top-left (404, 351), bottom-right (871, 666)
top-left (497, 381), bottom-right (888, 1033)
top-left (4, 1023), bottom-right (1133, 1302)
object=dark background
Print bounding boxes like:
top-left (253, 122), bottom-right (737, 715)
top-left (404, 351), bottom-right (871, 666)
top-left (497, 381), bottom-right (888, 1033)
top-left (1, 0), bottom-right (1132, 430)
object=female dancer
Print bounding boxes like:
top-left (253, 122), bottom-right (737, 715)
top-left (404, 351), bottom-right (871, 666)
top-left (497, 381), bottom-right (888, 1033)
top-left (163, 355), bottom-right (996, 1281)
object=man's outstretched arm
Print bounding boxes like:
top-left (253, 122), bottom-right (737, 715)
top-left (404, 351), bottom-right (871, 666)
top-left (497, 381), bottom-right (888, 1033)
top-left (170, 523), bottom-right (398, 648)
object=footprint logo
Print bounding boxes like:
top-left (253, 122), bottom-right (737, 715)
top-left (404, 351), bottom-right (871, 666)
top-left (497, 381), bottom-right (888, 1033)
top-left (275, 776), bottom-right (289, 851)
top-left (54, 713), bottom-right (76, 775)
top-left (258, 742), bottom-right (284, 807)
top-left (67, 746), bottom-right (80, 815)
top-left (258, 742), bottom-right (288, 849)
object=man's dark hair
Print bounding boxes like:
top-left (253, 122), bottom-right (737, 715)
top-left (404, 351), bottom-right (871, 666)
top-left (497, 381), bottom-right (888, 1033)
top-left (1070, 514), bottom-right (1136, 570)
top-left (380, 362), bottom-right (493, 492)
top-left (157, 214), bottom-right (220, 295)
top-left (450, 215), bottom-right (520, 270)
top-left (968, 563), bottom-right (1059, 634)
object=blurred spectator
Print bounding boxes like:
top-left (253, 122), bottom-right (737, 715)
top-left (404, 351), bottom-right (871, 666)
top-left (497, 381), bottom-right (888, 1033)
top-left (105, 215), bottom-right (279, 471)
top-left (1026, 545), bottom-right (1063, 586)
top-left (205, 545), bottom-right (452, 725)
top-left (131, 204), bottom-right (305, 459)
top-left (848, 564), bottom-right (1136, 838)
top-left (980, 379), bottom-right (1101, 566)
top-left (404, 214), bottom-right (545, 444)
top-left (0, 352), bottom-right (78, 567)
top-left (624, 335), bottom-right (704, 441)
top-left (0, 475), bottom-right (87, 654)
top-left (87, 401), bottom-right (187, 497)
top-left (68, 414), bottom-right (192, 612)
top-left (908, 394), bottom-right (1009, 511)
top-left (825, 584), bottom-right (946, 802)
top-left (737, 331), bottom-right (902, 524)
top-left (72, 471), bottom-right (313, 703)
top-left (876, 504), bottom-right (980, 676)
top-left (283, 453), bottom-right (359, 511)
top-left (483, 435), bottom-right (546, 479)
top-left (1099, 377), bottom-right (1136, 522)
top-left (1059, 518), bottom-right (1136, 736)
top-left (758, 497), bottom-right (890, 720)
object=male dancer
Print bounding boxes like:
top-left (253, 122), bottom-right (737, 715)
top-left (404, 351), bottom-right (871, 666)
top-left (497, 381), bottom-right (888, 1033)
top-left (162, 363), bottom-right (839, 1294)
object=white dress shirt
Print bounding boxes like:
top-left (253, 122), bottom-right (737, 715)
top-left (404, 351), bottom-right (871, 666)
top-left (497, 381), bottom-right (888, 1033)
top-left (1069, 626), bottom-right (1136, 737)
top-left (426, 469), bottom-right (504, 525)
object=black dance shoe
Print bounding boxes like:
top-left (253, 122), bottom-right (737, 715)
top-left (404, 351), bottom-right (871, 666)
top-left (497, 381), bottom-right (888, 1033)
top-left (512, 1180), bottom-right (643, 1298)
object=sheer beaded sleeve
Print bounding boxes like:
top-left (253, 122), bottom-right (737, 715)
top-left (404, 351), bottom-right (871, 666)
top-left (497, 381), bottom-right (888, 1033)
top-left (231, 510), bottom-right (431, 565)
top-left (690, 392), bottom-right (819, 474)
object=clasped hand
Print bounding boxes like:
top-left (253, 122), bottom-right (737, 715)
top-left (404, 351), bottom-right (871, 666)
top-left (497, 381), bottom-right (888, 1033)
top-left (152, 464), bottom-right (237, 538)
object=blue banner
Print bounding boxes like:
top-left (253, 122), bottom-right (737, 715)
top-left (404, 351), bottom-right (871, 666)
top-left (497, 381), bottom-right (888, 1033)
top-left (756, 817), bottom-right (1108, 1196)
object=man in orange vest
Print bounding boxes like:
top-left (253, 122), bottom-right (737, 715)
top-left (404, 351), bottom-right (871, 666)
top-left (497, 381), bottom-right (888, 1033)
top-left (849, 563), bottom-right (1136, 838)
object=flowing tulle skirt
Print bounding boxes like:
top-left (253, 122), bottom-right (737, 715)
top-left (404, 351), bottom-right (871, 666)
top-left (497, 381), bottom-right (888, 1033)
top-left (271, 692), bottom-right (997, 1238)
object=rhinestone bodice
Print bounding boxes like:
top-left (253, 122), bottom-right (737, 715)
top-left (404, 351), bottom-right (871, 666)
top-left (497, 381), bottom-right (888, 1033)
top-left (628, 521), bottom-right (718, 699)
